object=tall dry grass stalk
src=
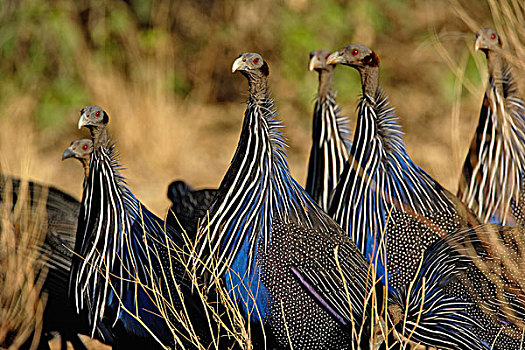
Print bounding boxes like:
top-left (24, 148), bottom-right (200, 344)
top-left (0, 179), bottom-right (49, 349)
top-left (81, 217), bottom-right (257, 349)
top-left (102, 213), bottom-right (389, 349)
top-left (142, 216), bottom-right (485, 349)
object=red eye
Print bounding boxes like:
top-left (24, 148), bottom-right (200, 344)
top-left (352, 49), bottom-right (358, 56)
top-left (82, 144), bottom-right (88, 150)
top-left (253, 58), bottom-right (259, 64)
top-left (490, 33), bottom-right (496, 40)
top-left (95, 111), bottom-right (101, 117)
top-left (325, 53), bottom-right (330, 59)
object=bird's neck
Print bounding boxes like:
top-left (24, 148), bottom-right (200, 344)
top-left (90, 126), bottom-right (109, 150)
top-left (214, 99), bottom-right (274, 223)
top-left (246, 72), bottom-right (270, 103)
top-left (317, 68), bottom-right (334, 99)
top-left (485, 50), bottom-right (505, 93)
top-left (200, 89), bottom-right (275, 266)
top-left (81, 159), bottom-right (90, 179)
top-left (193, 87), bottom-right (278, 321)
top-left (75, 144), bottom-right (128, 331)
top-left (328, 64), bottom-right (385, 231)
top-left (360, 66), bottom-right (380, 98)
top-left (307, 72), bottom-right (349, 210)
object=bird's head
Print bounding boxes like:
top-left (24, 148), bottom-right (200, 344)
top-left (475, 28), bottom-right (502, 52)
top-left (309, 49), bottom-right (333, 72)
top-left (167, 180), bottom-right (192, 204)
top-left (326, 44), bottom-right (379, 69)
top-left (62, 139), bottom-right (93, 161)
top-left (77, 105), bottom-right (109, 129)
top-left (232, 53), bottom-right (269, 77)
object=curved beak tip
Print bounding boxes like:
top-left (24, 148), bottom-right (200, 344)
top-left (474, 41), bottom-right (480, 51)
top-left (77, 116), bottom-right (85, 129)
top-left (308, 58), bottom-right (316, 72)
top-left (232, 58), bottom-right (243, 73)
top-left (61, 149), bottom-right (74, 161)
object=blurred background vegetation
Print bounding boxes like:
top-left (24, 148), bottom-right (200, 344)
top-left (0, 0), bottom-right (523, 217)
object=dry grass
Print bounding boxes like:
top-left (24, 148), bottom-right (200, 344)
top-left (0, 178), bottom-right (49, 349)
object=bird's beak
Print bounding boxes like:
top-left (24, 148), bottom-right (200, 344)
top-left (232, 57), bottom-right (245, 73)
top-left (78, 113), bottom-right (88, 129)
top-left (62, 148), bottom-right (75, 161)
top-left (309, 56), bottom-right (322, 71)
top-left (326, 51), bottom-right (344, 66)
top-left (474, 39), bottom-right (480, 52)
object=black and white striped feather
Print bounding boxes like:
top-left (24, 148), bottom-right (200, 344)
top-left (191, 73), bottom-right (374, 347)
top-left (306, 93), bottom-right (352, 211)
top-left (70, 142), bottom-right (192, 346)
top-left (458, 63), bottom-right (525, 225)
top-left (328, 90), bottom-right (462, 291)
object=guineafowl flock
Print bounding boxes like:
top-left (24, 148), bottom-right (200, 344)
top-left (2, 28), bottom-right (525, 350)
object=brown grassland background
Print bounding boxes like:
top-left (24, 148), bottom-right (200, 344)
top-left (0, 0), bottom-right (524, 348)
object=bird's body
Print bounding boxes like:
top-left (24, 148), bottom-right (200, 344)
top-left (70, 107), bottom-right (209, 349)
top-left (326, 46), bottom-right (470, 292)
top-left (72, 143), bottom-right (170, 346)
top-left (193, 53), bottom-right (375, 349)
top-left (388, 225), bottom-right (524, 349)
top-left (326, 44), bottom-right (525, 349)
top-left (458, 28), bottom-right (525, 225)
top-left (305, 49), bottom-right (352, 211)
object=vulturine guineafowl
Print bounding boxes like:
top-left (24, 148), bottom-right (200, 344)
top-left (190, 52), bottom-right (378, 349)
top-left (326, 44), bottom-right (478, 292)
top-left (305, 49), bottom-right (352, 211)
top-left (458, 28), bottom-right (525, 225)
top-left (327, 44), bottom-right (525, 349)
top-left (70, 106), bottom-right (211, 349)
